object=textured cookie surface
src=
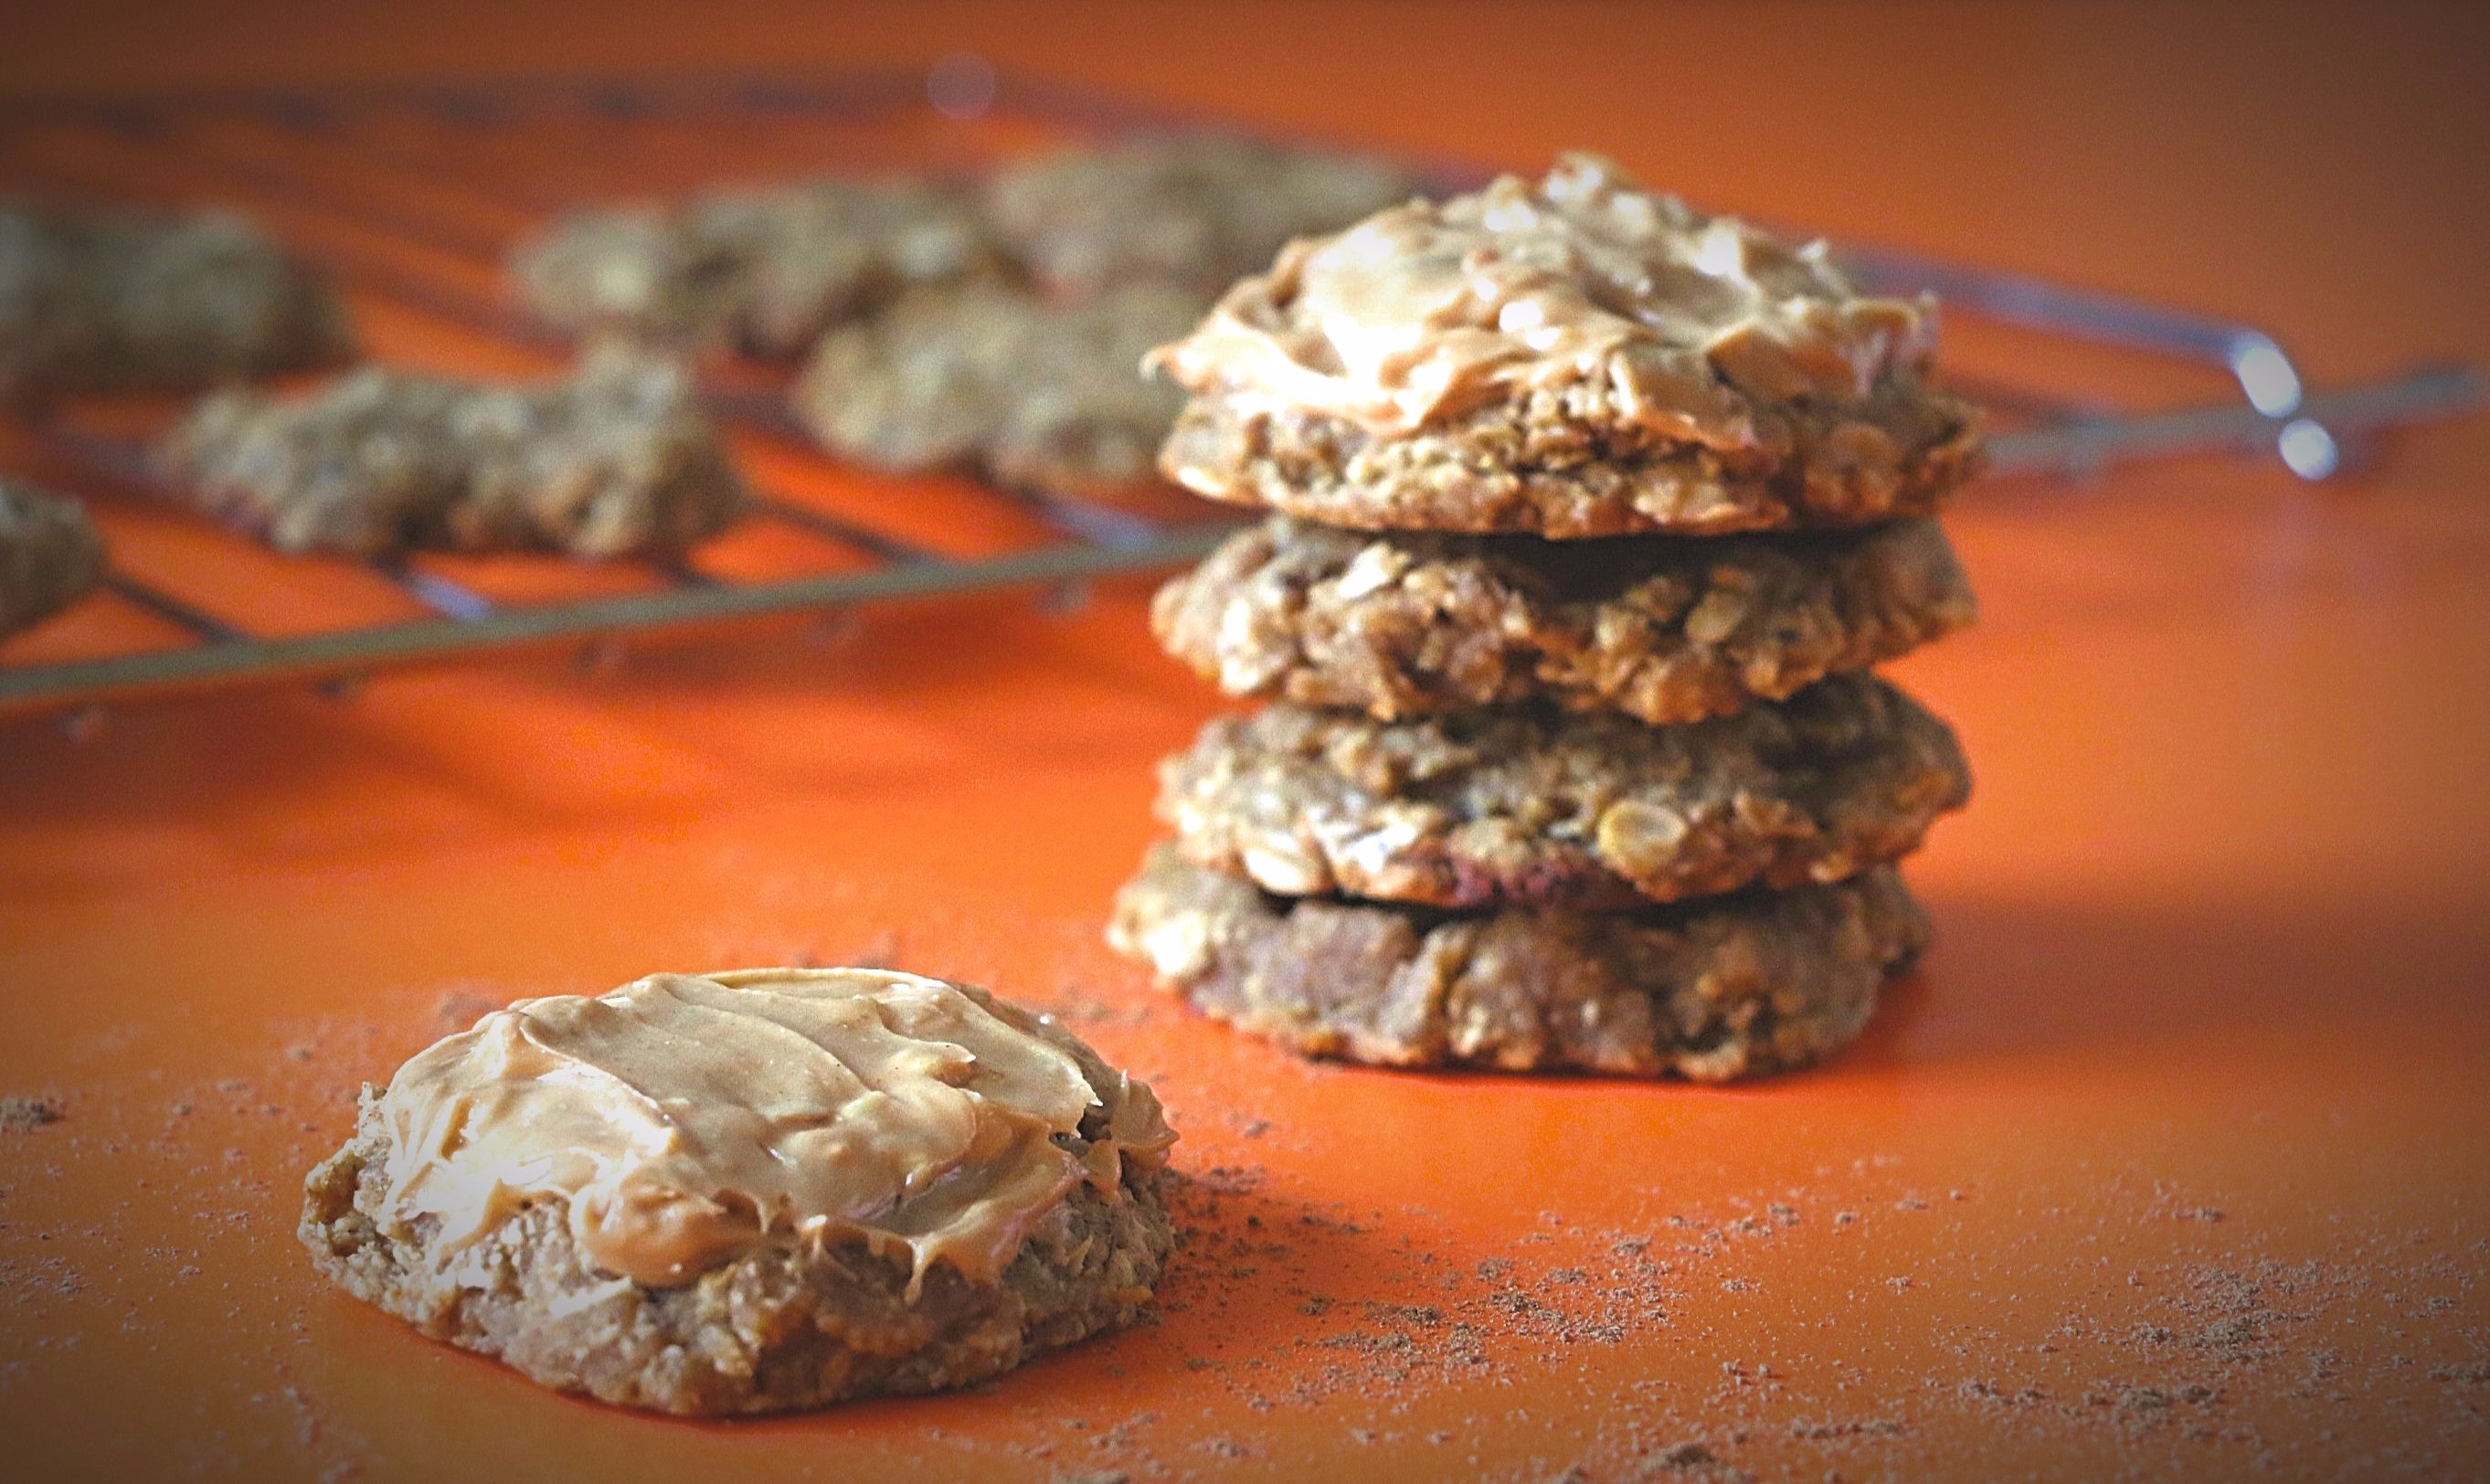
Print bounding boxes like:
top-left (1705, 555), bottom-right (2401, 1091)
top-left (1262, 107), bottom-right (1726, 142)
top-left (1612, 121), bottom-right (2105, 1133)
top-left (0, 479), bottom-right (106, 639)
top-left (1151, 154), bottom-right (1979, 535)
top-left (166, 348), bottom-right (747, 557)
top-left (792, 280), bottom-right (1207, 501)
top-left (1109, 847), bottom-right (1926, 1080)
top-left (299, 968), bottom-right (1177, 1415)
top-left (1159, 673), bottom-right (1967, 911)
top-left (1155, 514), bottom-right (1975, 725)
top-left (0, 202), bottom-right (353, 401)
top-left (511, 178), bottom-right (1000, 357)
top-left (303, 1121), bottom-right (1171, 1416)
top-left (981, 132), bottom-right (1423, 297)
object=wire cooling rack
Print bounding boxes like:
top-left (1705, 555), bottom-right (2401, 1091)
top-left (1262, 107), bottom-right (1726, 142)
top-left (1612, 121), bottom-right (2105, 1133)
top-left (0, 65), bottom-right (2477, 721)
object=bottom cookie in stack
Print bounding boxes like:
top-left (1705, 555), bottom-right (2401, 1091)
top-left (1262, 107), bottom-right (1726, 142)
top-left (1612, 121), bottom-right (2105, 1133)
top-left (1110, 847), bottom-right (1927, 1083)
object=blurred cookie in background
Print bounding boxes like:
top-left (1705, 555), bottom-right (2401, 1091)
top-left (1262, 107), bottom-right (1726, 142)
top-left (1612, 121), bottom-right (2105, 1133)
top-left (0, 479), bottom-right (105, 640)
top-left (0, 202), bottom-right (355, 404)
top-left (512, 177), bottom-right (1002, 358)
top-left (983, 132), bottom-right (1425, 297)
top-left (792, 278), bottom-right (1206, 504)
top-left (164, 346), bottom-right (748, 558)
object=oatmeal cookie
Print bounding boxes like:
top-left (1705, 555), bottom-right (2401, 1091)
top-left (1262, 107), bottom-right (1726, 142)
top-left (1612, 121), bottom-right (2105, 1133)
top-left (1151, 154), bottom-right (1980, 535)
top-left (792, 279), bottom-right (1206, 501)
top-left (981, 131), bottom-right (1423, 297)
top-left (1158, 673), bottom-right (1966, 911)
top-left (0, 202), bottom-right (354, 402)
top-left (1154, 514), bottom-right (1974, 725)
top-left (300, 968), bottom-right (1177, 1415)
top-left (513, 177), bottom-right (1000, 357)
top-left (1109, 847), bottom-right (1925, 1079)
top-left (0, 479), bottom-right (105, 639)
top-left (165, 347), bottom-right (748, 557)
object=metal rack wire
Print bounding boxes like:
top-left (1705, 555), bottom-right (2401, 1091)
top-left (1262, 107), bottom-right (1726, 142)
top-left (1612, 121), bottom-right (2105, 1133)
top-left (0, 66), bottom-right (2478, 721)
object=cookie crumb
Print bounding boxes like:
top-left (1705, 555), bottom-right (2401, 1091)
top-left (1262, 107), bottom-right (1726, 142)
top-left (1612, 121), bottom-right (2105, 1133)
top-left (1788, 1418), bottom-right (1903, 1440)
top-left (0, 1096), bottom-right (62, 1132)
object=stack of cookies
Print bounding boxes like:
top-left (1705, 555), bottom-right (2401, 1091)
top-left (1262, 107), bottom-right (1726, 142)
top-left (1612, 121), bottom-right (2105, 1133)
top-left (1109, 154), bottom-right (1981, 1081)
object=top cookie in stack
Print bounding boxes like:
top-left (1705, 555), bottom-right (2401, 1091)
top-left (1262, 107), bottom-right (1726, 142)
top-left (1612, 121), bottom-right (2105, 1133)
top-left (1150, 151), bottom-right (1980, 538)
top-left (1110, 154), bottom-right (1979, 1082)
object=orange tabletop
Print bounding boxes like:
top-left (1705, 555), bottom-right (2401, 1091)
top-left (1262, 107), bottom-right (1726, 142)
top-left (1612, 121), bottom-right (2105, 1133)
top-left (4, 5), bottom-right (2488, 1480)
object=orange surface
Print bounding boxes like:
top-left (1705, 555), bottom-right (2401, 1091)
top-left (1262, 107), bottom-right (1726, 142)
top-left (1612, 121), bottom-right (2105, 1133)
top-left (5, 5), bottom-right (2490, 1480)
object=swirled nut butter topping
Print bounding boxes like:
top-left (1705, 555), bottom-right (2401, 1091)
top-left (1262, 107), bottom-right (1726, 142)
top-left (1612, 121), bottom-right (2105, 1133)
top-left (1150, 152), bottom-right (1937, 450)
top-left (373, 969), bottom-right (1174, 1291)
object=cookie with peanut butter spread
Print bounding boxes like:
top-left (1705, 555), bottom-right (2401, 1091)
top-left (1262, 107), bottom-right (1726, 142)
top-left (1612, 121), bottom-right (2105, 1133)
top-left (1154, 514), bottom-right (1974, 726)
top-left (791, 278), bottom-right (1207, 502)
top-left (1150, 153), bottom-right (1981, 536)
top-left (981, 132), bottom-right (1425, 298)
top-left (0, 479), bottom-right (105, 641)
top-left (1109, 846), bottom-right (1924, 1079)
top-left (1158, 673), bottom-right (1967, 912)
top-left (299, 968), bottom-right (1176, 1415)
top-left (511, 177), bottom-right (1001, 358)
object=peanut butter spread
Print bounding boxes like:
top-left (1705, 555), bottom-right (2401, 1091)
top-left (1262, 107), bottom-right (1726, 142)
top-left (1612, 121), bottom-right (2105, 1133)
top-left (1150, 153), bottom-right (1935, 454)
top-left (372, 969), bottom-right (1174, 1292)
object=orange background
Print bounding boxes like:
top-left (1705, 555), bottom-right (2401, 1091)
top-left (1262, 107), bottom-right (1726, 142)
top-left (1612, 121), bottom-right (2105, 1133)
top-left (4, 4), bottom-right (2489, 1479)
